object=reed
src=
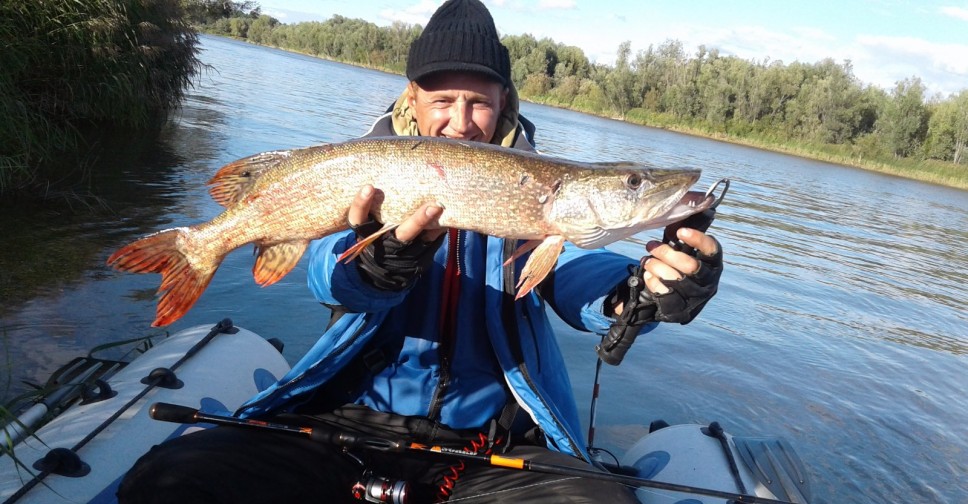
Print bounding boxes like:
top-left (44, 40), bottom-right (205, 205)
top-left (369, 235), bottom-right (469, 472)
top-left (0, 0), bottom-right (200, 197)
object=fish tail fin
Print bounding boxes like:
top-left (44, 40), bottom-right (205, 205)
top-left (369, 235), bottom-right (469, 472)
top-left (514, 235), bottom-right (566, 299)
top-left (107, 228), bottom-right (218, 327)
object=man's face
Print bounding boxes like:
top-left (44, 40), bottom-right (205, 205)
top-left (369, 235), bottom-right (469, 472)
top-left (408, 72), bottom-right (508, 143)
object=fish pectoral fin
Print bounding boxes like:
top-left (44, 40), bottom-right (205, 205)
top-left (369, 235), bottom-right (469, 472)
top-left (503, 239), bottom-right (543, 267)
top-left (337, 223), bottom-right (399, 263)
top-left (207, 150), bottom-right (293, 206)
top-left (253, 240), bottom-right (310, 287)
top-left (515, 235), bottom-right (566, 299)
top-left (107, 228), bottom-right (218, 327)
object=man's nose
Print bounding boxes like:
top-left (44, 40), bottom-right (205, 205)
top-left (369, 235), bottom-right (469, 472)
top-left (450, 101), bottom-right (473, 134)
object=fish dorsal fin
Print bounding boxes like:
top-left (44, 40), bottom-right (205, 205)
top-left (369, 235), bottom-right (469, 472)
top-left (207, 150), bottom-right (293, 206)
top-left (253, 240), bottom-right (310, 287)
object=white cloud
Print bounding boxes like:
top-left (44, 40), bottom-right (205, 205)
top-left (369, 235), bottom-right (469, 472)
top-left (677, 24), bottom-right (840, 66)
top-left (940, 5), bottom-right (968, 21)
top-left (378, 0), bottom-right (441, 26)
top-left (538, 0), bottom-right (577, 9)
top-left (854, 35), bottom-right (968, 95)
top-left (262, 8), bottom-right (290, 21)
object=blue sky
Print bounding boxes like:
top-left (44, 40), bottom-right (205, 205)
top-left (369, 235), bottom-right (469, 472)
top-left (257, 0), bottom-right (968, 97)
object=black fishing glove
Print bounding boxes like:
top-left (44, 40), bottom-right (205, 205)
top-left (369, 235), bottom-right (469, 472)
top-left (651, 238), bottom-right (723, 324)
top-left (654, 201), bottom-right (724, 324)
top-left (351, 216), bottom-right (445, 291)
top-left (597, 238), bottom-right (723, 365)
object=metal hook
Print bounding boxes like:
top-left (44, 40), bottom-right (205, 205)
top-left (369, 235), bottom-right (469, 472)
top-left (704, 178), bottom-right (730, 210)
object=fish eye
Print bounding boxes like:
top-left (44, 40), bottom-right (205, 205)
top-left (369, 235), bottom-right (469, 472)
top-left (625, 173), bottom-right (643, 190)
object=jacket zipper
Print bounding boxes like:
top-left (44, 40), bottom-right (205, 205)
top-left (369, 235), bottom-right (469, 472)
top-left (428, 229), bottom-right (461, 420)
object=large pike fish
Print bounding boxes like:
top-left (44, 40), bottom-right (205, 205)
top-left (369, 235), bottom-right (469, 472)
top-left (108, 137), bottom-right (714, 327)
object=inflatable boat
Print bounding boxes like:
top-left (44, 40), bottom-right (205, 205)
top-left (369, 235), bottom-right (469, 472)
top-left (1, 320), bottom-right (811, 503)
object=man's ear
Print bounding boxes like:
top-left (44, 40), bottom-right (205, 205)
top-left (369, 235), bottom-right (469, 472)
top-left (407, 81), bottom-right (419, 108)
top-left (500, 87), bottom-right (509, 111)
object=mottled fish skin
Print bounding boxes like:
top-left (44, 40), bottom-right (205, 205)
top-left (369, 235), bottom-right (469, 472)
top-left (107, 136), bottom-right (707, 326)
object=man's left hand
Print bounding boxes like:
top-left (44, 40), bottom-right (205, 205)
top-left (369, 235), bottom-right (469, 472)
top-left (641, 228), bottom-right (719, 294)
top-left (639, 227), bottom-right (723, 324)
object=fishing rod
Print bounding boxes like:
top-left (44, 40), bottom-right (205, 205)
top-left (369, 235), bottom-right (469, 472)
top-left (149, 402), bottom-right (797, 504)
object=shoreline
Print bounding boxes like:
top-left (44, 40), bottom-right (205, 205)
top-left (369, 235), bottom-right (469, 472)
top-left (206, 34), bottom-right (967, 191)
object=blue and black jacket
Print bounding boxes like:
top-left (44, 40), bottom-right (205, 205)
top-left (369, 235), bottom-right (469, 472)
top-left (238, 112), bottom-right (654, 461)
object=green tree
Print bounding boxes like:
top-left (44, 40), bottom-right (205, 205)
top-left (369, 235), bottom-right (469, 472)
top-left (554, 45), bottom-right (591, 81)
top-left (602, 41), bottom-right (638, 117)
top-left (181, 0), bottom-right (259, 25)
top-left (246, 14), bottom-right (277, 44)
top-left (924, 91), bottom-right (968, 163)
top-left (696, 51), bottom-right (738, 130)
top-left (787, 59), bottom-right (862, 143)
top-left (878, 78), bottom-right (929, 158)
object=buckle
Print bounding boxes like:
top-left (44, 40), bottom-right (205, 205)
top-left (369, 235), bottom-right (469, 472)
top-left (360, 348), bottom-right (387, 374)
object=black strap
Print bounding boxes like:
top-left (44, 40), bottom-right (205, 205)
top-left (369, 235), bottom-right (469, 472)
top-left (595, 265), bottom-right (657, 366)
top-left (299, 330), bottom-right (405, 414)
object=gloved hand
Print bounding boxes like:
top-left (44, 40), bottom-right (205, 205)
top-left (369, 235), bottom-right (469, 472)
top-left (597, 231), bottom-right (723, 365)
top-left (649, 238), bottom-right (722, 324)
top-left (352, 216), bottom-right (445, 291)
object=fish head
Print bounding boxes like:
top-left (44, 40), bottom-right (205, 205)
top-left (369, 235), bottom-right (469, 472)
top-left (549, 165), bottom-right (711, 249)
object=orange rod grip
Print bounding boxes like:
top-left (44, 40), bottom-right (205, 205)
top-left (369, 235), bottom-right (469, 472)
top-left (489, 455), bottom-right (525, 469)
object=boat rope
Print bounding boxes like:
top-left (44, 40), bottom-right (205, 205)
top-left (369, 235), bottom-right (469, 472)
top-left (3, 318), bottom-right (237, 504)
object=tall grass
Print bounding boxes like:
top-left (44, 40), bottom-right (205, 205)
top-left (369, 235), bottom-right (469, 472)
top-left (0, 0), bottom-right (200, 197)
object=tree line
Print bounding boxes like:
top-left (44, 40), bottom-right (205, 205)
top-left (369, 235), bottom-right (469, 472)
top-left (3, 0), bottom-right (963, 198)
top-left (204, 8), bottom-right (966, 186)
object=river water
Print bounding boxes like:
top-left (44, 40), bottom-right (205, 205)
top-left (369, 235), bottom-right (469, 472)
top-left (1, 36), bottom-right (965, 503)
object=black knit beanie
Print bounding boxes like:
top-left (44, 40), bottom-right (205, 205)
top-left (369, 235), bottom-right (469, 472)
top-left (406, 0), bottom-right (511, 86)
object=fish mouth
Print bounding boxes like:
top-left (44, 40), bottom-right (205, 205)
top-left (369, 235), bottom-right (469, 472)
top-left (644, 190), bottom-right (715, 229)
top-left (647, 177), bottom-right (729, 229)
top-left (649, 179), bottom-right (729, 228)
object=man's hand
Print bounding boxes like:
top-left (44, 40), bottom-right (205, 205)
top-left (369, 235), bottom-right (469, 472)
top-left (348, 185), bottom-right (447, 243)
top-left (635, 227), bottom-right (723, 324)
top-left (612, 227), bottom-right (722, 324)
top-left (347, 185), bottom-right (447, 291)
top-left (641, 228), bottom-right (719, 294)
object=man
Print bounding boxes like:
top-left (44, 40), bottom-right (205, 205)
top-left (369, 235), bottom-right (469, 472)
top-left (118, 1), bottom-right (723, 502)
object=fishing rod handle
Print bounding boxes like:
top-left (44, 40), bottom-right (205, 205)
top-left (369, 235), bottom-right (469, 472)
top-left (149, 402), bottom-right (199, 424)
top-left (596, 268), bottom-right (654, 366)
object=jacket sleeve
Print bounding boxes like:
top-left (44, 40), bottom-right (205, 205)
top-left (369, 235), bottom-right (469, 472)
top-left (307, 230), bottom-right (413, 313)
top-left (544, 243), bottom-right (658, 336)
